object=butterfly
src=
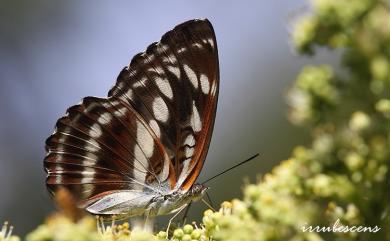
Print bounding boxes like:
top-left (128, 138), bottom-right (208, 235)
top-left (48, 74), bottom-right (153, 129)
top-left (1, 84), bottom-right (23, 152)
top-left (44, 19), bottom-right (219, 220)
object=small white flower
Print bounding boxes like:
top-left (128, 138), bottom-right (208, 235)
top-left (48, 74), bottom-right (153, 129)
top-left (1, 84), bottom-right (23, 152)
top-left (0, 222), bottom-right (13, 241)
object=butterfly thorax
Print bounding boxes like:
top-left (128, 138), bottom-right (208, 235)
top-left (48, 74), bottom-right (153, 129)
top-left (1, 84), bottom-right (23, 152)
top-left (147, 183), bottom-right (208, 217)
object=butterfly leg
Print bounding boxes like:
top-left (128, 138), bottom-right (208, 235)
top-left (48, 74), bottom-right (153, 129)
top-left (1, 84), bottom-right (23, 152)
top-left (166, 205), bottom-right (187, 234)
top-left (96, 216), bottom-right (106, 235)
top-left (205, 192), bottom-right (215, 210)
top-left (111, 215), bottom-right (117, 235)
top-left (143, 209), bottom-right (154, 232)
top-left (201, 198), bottom-right (216, 212)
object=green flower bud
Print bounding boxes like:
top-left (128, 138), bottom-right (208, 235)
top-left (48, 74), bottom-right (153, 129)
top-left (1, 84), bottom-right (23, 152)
top-left (344, 204), bottom-right (360, 223)
top-left (173, 228), bottom-right (184, 238)
top-left (292, 16), bottom-right (318, 52)
top-left (183, 224), bottom-right (193, 234)
top-left (156, 231), bottom-right (167, 239)
top-left (245, 184), bottom-right (261, 202)
top-left (310, 174), bottom-right (333, 196)
top-left (191, 229), bottom-right (201, 239)
top-left (202, 216), bottom-right (214, 229)
top-left (349, 111), bottom-right (371, 131)
top-left (344, 152), bottom-right (364, 171)
top-left (313, 134), bottom-right (334, 154)
top-left (376, 99), bottom-right (390, 117)
top-left (371, 55), bottom-right (389, 80)
top-left (182, 234), bottom-right (192, 241)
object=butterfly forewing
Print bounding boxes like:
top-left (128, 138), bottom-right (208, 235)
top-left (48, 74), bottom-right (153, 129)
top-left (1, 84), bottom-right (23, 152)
top-left (108, 19), bottom-right (219, 190)
top-left (44, 19), bottom-right (219, 212)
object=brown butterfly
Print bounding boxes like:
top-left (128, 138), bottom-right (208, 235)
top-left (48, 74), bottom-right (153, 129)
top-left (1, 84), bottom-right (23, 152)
top-left (44, 19), bottom-right (219, 220)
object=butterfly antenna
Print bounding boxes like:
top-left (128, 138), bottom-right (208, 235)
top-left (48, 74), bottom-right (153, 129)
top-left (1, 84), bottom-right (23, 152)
top-left (201, 153), bottom-right (259, 184)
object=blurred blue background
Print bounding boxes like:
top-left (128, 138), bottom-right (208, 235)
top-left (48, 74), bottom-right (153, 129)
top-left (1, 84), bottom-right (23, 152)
top-left (0, 0), bottom-right (336, 235)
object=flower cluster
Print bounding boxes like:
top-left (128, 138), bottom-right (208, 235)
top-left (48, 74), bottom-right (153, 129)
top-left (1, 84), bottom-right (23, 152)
top-left (26, 214), bottom-right (101, 241)
top-left (24, 204), bottom-right (233, 241)
top-left (285, 0), bottom-right (390, 240)
top-left (287, 65), bottom-right (339, 124)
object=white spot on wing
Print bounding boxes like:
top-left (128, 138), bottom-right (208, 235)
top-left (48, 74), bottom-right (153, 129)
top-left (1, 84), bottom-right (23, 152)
top-left (110, 100), bottom-right (120, 106)
top-left (136, 121), bottom-right (154, 158)
top-left (81, 175), bottom-right (94, 183)
top-left (117, 82), bottom-right (126, 91)
top-left (85, 102), bottom-right (98, 112)
top-left (97, 112), bottom-right (112, 125)
top-left (81, 169), bottom-right (96, 176)
top-left (133, 77), bottom-right (147, 88)
top-left (168, 54), bottom-right (177, 63)
top-left (167, 66), bottom-right (180, 78)
top-left (183, 64), bottom-right (198, 89)
top-left (55, 164), bottom-right (63, 173)
top-left (154, 66), bottom-right (163, 73)
top-left (152, 97), bottom-right (169, 123)
top-left (89, 123), bottom-right (102, 138)
top-left (133, 120), bottom-right (153, 182)
top-left (155, 77), bottom-right (173, 99)
top-left (84, 140), bottom-right (100, 152)
top-left (126, 89), bottom-right (134, 99)
top-left (208, 38), bottom-right (215, 49)
top-left (133, 147), bottom-right (148, 182)
top-left (161, 53), bottom-right (180, 78)
top-left (55, 165), bottom-right (63, 183)
top-left (114, 107), bottom-right (128, 117)
top-left (55, 175), bottom-right (62, 184)
top-left (184, 146), bottom-right (194, 158)
top-left (192, 101), bottom-right (202, 132)
top-left (192, 42), bottom-right (203, 49)
top-left (149, 119), bottom-right (160, 137)
top-left (177, 47), bottom-right (186, 54)
top-left (200, 74), bottom-right (210, 94)
top-left (184, 134), bottom-right (195, 146)
top-left (81, 174), bottom-right (95, 199)
top-left (82, 184), bottom-right (95, 199)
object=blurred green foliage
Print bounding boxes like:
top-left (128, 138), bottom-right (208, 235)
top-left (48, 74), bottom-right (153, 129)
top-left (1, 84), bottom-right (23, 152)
top-left (4, 0), bottom-right (390, 240)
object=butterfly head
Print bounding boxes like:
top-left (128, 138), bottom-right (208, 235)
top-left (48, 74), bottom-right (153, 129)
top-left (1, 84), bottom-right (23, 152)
top-left (187, 183), bottom-right (208, 201)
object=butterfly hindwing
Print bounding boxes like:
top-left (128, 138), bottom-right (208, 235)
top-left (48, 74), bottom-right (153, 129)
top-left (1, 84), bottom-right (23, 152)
top-left (45, 96), bottom-right (173, 205)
